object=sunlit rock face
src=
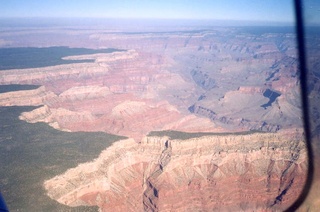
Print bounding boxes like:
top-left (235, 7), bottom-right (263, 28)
top-left (44, 129), bottom-right (307, 211)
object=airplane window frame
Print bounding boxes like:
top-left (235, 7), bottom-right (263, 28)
top-left (0, 1), bottom-right (317, 211)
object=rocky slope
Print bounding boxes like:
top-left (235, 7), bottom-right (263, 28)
top-left (44, 129), bottom-right (307, 211)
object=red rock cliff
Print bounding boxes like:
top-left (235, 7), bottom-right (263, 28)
top-left (44, 129), bottom-right (307, 211)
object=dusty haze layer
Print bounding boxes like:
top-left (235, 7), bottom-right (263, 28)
top-left (0, 25), bottom-right (308, 211)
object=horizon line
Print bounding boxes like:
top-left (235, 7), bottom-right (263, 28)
top-left (0, 17), bottom-right (296, 27)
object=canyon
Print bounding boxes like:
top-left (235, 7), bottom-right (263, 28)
top-left (0, 25), bottom-right (310, 211)
top-left (44, 129), bottom-right (307, 211)
top-left (0, 29), bottom-right (303, 138)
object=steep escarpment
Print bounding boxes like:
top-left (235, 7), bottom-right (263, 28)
top-left (0, 86), bottom-right (57, 106)
top-left (44, 129), bottom-right (307, 211)
top-left (189, 103), bottom-right (282, 132)
top-left (143, 140), bottom-right (172, 211)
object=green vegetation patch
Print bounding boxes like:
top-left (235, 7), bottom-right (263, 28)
top-left (0, 47), bottom-right (125, 70)
top-left (0, 84), bottom-right (41, 93)
top-left (148, 130), bottom-right (266, 140)
top-left (0, 106), bottom-right (124, 211)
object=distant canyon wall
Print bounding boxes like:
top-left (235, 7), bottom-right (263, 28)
top-left (0, 50), bottom-right (224, 141)
top-left (0, 41), bottom-right (302, 140)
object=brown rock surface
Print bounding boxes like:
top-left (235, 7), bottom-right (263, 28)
top-left (44, 129), bottom-right (307, 211)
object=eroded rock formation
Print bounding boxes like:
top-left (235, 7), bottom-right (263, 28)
top-left (0, 49), bottom-right (223, 141)
top-left (44, 129), bottom-right (307, 211)
top-left (0, 28), bottom-right (303, 137)
top-left (0, 86), bottom-right (57, 106)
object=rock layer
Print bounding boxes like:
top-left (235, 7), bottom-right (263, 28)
top-left (0, 86), bottom-right (57, 106)
top-left (0, 49), bottom-right (223, 141)
top-left (44, 129), bottom-right (307, 211)
top-left (0, 44), bottom-right (302, 140)
top-left (0, 28), bottom-right (303, 138)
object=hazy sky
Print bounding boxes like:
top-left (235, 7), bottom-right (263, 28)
top-left (0, 0), bottom-right (296, 24)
